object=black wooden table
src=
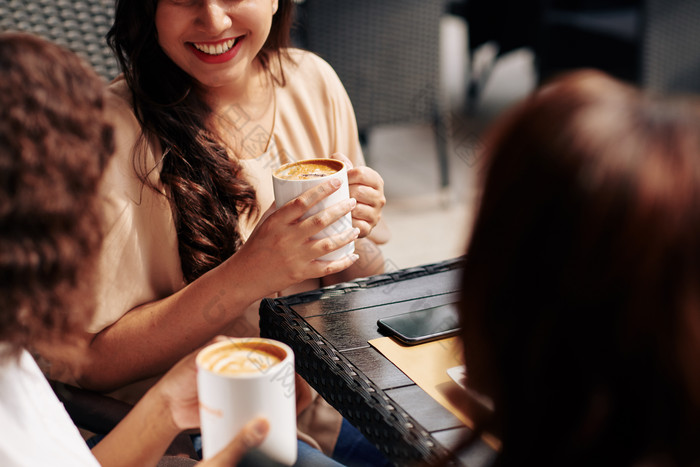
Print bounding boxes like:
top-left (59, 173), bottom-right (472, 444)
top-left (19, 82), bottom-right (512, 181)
top-left (259, 258), bottom-right (496, 466)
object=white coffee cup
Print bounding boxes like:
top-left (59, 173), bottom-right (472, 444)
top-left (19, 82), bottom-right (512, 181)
top-left (196, 338), bottom-right (297, 465)
top-left (272, 158), bottom-right (355, 261)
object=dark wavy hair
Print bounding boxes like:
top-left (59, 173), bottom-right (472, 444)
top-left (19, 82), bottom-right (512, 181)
top-left (0, 33), bottom-right (114, 356)
top-left (459, 70), bottom-right (700, 466)
top-left (107, 0), bottom-right (296, 283)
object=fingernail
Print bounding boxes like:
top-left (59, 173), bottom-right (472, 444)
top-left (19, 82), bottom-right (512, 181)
top-left (349, 198), bottom-right (357, 208)
top-left (252, 419), bottom-right (269, 438)
top-left (331, 178), bottom-right (341, 188)
top-left (353, 227), bottom-right (361, 238)
top-left (350, 254), bottom-right (360, 261)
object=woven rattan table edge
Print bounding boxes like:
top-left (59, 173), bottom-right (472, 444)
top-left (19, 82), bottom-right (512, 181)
top-left (260, 257), bottom-right (466, 466)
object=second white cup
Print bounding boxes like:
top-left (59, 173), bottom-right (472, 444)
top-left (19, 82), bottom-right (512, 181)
top-left (196, 338), bottom-right (297, 465)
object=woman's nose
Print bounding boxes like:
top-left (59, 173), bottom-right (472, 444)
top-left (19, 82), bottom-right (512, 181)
top-left (196, 1), bottom-right (233, 34)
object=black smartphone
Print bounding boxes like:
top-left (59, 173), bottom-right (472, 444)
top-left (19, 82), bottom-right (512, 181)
top-left (377, 303), bottom-right (461, 345)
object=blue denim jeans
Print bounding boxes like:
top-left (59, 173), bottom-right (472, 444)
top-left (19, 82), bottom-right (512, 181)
top-left (194, 436), bottom-right (344, 466)
top-left (240, 419), bottom-right (391, 466)
top-left (330, 418), bottom-right (392, 467)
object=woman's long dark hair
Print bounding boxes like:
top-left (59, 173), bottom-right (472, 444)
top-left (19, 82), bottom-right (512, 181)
top-left (459, 70), bottom-right (700, 466)
top-left (107, 0), bottom-right (295, 283)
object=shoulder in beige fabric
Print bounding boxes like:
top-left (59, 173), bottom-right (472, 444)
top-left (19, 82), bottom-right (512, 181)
top-left (91, 81), bottom-right (184, 334)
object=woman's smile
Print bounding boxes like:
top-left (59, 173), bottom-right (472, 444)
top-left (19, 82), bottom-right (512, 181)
top-left (155, 0), bottom-right (276, 89)
top-left (187, 36), bottom-right (244, 64)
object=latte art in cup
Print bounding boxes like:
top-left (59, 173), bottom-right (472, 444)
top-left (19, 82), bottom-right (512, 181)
top-left (274, 159), bottom-right (341, 180)
top-left (196, 338), bottom-right (297, 464)
top-left (198, 341), bottom-right (284, 375)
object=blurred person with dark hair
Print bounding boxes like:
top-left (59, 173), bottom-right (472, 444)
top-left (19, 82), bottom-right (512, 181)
top-left (458, 70), bottom-right (700, 466)
top-left (0, 32), bottom-right (268, 466)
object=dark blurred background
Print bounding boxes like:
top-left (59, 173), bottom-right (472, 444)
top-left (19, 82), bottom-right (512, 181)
top-left (289, 0), bottom-right (700, 269)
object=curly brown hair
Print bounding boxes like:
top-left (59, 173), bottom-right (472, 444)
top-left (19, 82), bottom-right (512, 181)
top-left (0, 33), bottom-right (114, 357)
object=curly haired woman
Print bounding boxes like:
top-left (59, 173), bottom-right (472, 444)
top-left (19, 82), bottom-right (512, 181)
top-left (0, 32), bottom-right (267, 467)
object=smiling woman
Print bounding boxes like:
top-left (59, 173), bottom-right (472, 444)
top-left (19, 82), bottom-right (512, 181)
top-left (41, 0), bottom-right (391, 465)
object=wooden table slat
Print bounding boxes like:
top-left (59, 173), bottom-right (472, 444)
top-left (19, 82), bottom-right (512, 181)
top-left (384, 385), bottom-right (465, 433)
top-left (305, 291), bottom-right (461, 351)
top-left (341, 347), bottom-right (414, 390)
top-left (290, 269), bottom-right (462, 318)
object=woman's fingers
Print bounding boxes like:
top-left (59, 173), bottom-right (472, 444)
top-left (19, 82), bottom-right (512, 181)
top-left (312, 250), bottom-right (359, 276)
top-left (311, 226), bottom-right (360, 258)
top-left (346, 166), bottom-right (386, 236)
top-left (275, 178), bottom-right (342, 223)
top-left (347, 165), bottom-right (384, 194)
top-left (348, 214), bottom-right (373, 239)
top-left (298, 197), bottom-right (356, 236)
top-left (349, 180), bottom-right (383, 207)
top-left (199, 418), bottom-right (270, 466)
top-left (251, 185), bottom-right (357, 256)
top-left (297, 196), bottom-right (359, 262)
top-left (348, 197), bottom-right (380, 220)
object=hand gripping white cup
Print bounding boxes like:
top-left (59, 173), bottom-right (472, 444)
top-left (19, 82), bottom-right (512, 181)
top-left (196, 338), bottom-right (297, 465)
top-left (272, 158), bottom-right (355, 261)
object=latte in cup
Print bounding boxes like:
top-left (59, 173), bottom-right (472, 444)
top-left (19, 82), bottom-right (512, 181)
top-left (274, 159), bottom-right (342, 180)
top-left (196, 338), bottom-right (297, 464)
top-left (198, 341), bottom-right (285, 375)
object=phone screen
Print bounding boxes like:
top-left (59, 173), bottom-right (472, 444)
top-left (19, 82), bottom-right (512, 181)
top-left (377, 303), bottom-right (460, 345)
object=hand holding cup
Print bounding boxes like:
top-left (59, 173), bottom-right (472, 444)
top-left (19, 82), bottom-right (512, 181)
top-left (272, 158), bottom-right (357, 261)
top-left (329, 153), bottom-right (387, 239)
top-left (232, 175), bottom-right (359, 297)
top-left (196, 338), bottom-right (298, 465)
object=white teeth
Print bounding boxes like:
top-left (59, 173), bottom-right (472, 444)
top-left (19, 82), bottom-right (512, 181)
top-left (193, 39), bottom-right (236, 56)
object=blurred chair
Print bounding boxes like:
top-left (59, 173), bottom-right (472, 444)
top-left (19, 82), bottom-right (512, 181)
top-left (526, 0), bottom-right (700, 95)
top-left (295, 0), bottom-right (451, 189)
top-left (449, 0), bottom-right (643, 108)
top-left (0, 0), bottom-right (120, 81)
top-left (447, 0), bottom-right (540, 112)
top-left (454, 0), bottom-right (700, 99)
top-left (536, 0), bottom-right (642, 84)
top-left (641, 0), bottom-right (700, 95)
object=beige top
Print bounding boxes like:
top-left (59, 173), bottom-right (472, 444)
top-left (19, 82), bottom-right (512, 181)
top-left (92, 49), bottom-right (365, 334)
top-left (91, 49), bottom-right (366, 455)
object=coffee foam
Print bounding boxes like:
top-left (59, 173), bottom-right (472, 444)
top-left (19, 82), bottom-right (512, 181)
top-left (275, 159), bottom-right (342, 181)
top-left (199, 342), bottom-right (285, 375)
